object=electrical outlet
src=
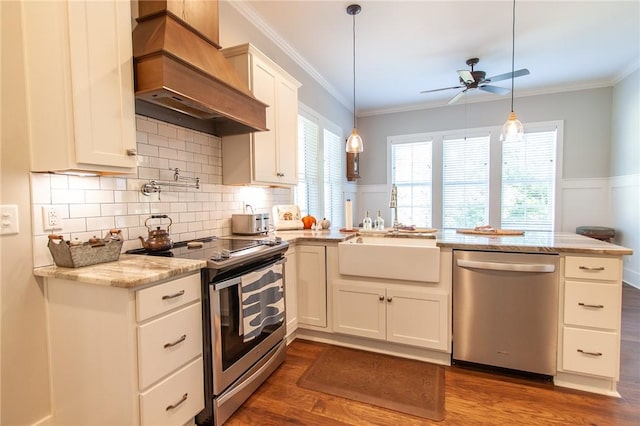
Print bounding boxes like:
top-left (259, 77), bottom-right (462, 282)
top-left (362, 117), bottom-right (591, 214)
top-left (42, 206), bottom-right (62, 230)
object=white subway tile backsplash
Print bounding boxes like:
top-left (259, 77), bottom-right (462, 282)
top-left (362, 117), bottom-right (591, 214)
top-left (69, 175), bottom-right (100, 190)
top-left (86, 216), bottom-right (115, 231)
top-left (30, 115), bottom-right (292, 266)
top-left (61, 217), bottom-right (88, 233)
top-left (158, 123), bottom-right (177, 139)
top-left (85, 190), bottom-right (114, 204)
top-left (101, 203), bottom-right (128, 216)
top-left (136, 117), bottom-right (157, 134)
top-left (31, 173), bottom-right (52, 204)
top-left (50, 174), bottom-right (69, 189)
top-left (158, 147), bottom-right (178, 160)
top-left (69, 204), bottom-right (100, 218)
top-left (51, 189), bottom-right (85, 204)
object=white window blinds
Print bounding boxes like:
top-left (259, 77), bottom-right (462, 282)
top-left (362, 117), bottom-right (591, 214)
top-left (296, 114), bottom-right (319, 216)
top-left (391, 140), bottom-right (433, 227)
top-left (442, 135), bottom-right (490, 229)
top-left (501, 129), bottom-right (557, 231)
top-left (323, 129), bottom-right (343, 226)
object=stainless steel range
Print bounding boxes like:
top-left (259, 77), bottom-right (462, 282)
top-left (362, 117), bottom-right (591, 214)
top-left (127, 236), bottom-right (289, 425)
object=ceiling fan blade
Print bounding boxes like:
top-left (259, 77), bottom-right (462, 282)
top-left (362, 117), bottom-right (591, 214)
top-left (485, 68), bottom-right (530, 83)
top-left (447, 89), bottom-right (467, 104)
top-left (420, 85), bottom-right (464, 94)
top-left (478, 85), bottom-right (511, 95)
top-left (457, 70), bottom-right (474, 84)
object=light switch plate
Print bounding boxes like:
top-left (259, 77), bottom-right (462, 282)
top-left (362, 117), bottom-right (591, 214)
top-left (1, 204), bottom-right (19, 235)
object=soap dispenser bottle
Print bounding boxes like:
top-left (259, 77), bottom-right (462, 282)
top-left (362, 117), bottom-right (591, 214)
top-left (376, 210), bottom-right (384, 230)
top-left (362, 211), bottom-right (373, 230)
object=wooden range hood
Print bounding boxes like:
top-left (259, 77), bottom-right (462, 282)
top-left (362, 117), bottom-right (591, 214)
top-left (132, 8), bottom-right (267, 136)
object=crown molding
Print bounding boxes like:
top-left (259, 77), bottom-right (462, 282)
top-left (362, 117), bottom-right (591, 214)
top-left (226, 0), bottom-right (353, 111)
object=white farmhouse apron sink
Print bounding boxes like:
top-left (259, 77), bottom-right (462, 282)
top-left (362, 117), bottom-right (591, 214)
top-left (338, 236), bottom-right (440, 282)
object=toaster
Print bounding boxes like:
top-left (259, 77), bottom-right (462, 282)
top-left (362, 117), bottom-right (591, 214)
top-left (231, 213), bottom-right (270, 235)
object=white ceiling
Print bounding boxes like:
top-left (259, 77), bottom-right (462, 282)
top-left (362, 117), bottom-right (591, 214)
top-left (228, 0), bottom-right (640, 116)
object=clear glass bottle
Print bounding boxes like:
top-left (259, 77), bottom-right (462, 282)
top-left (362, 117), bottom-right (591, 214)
top-left (376, 210), bottom-right (385, 230)
top-left (362, 210), bottom-right (373, 230)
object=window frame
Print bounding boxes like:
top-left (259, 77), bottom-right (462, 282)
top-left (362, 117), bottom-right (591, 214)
top-left (297, 102), bottom-right (346, 225)
top-left (387, 121), bottom-right (564, 230)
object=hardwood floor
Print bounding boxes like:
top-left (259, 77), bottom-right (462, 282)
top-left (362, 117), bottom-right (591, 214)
top-left (226, 284), bottom-right (640, 425)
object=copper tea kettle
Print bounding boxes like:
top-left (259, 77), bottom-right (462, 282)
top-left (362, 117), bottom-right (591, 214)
top-left (139, 215), bottom-right (173, 251)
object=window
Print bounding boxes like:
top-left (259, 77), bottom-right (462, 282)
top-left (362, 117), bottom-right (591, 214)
top-left (296, 104), bottom-right (344, 226)
top-left (323, 129), bottom-right (343, 226)
top-left (296, 114), bottom-right (320, 217)
top-left (501, 129), bottom-right (557, 231)
top-left (388, 121), bottom-right (561, 231)
top-left (443, 135), bottom-right (490, 228)
top-left (390, 138), bottom-right (433, 227)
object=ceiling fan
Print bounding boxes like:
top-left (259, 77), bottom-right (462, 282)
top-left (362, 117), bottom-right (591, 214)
top-left (420, 58), bottom-right (530, 104)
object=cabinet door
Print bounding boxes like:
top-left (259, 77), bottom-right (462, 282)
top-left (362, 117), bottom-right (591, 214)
top-left (333, 280), bottom-right (386, 340)
top-left (297, 245), bottom-right (327, 327)
top-left (284, 247), bottom-right (298, 337)
top-left (23, 0), bottom-right (136, 173)
top-left (386, 288), bottom-right (448, 350)
top-left (251, 57), bottom-right (278, 183)
top-left (275, 77), bottom-right (298, 184)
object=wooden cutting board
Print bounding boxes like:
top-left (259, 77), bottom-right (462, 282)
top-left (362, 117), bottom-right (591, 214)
top-left (456, 228), bottom-right (525, 236)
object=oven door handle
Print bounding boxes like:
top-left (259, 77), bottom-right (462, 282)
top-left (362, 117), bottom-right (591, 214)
top-left (213, 258), bottom-right (286, 291)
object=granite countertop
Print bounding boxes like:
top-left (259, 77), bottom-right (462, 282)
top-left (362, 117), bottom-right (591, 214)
top-left (33, 255), bottom-right (206, 289)
top-left (34, 229), bottom-right (631, 289)
top-left (277, 228), bottom-right (633, 256)
top-left (436, 230), bottom-right (633, 255)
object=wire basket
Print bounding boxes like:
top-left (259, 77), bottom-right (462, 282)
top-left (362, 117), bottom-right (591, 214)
top-left (48, 230), bottom-right (123, 268)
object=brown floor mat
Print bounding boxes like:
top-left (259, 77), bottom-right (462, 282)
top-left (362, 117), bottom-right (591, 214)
top-left (297, 345), bottom-right (445, 421)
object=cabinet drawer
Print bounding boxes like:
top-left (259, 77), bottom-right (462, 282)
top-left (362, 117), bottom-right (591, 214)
top-left (562, 327), bottom-right (618, 378)
top-left (564, 281), bottom-right (620, 330)
top-left (139, 358), bottom-right (204, 426)
top-left (137, 273), bottom-right (201, 322)
top-left (564, 257), bottom-right (619, 281)
top-left (138, 303), bottom-right (203, 389)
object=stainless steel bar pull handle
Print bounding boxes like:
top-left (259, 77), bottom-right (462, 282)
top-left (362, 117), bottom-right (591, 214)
top-left (577, 349), bottom-right (603, 357)
top-left (164, 334), bottom-right (186, 349)
top-left (456, 259), bottom-right (556, 273)
top-left (165, 393), bottom-right (188, 411)
top-left (162, 290), bottom-right (185, 300)
top-left (579, 265), bottom-right (605, 271)
top-left (578, 302), bottom-right (604, 309)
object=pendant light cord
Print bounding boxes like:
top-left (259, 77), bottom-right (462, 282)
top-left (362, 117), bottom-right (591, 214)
top-left (510, 0), bottom-right (516, 113)
top-left (352, 11), bottom-right (357, 127)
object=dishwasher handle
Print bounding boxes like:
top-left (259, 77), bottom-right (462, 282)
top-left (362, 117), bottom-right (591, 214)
top-left (456, 258), bottom-right (556, 273)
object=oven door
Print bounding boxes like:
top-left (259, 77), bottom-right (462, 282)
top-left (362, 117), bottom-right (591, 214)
top-left (209, 258), bottom-right (286, 395)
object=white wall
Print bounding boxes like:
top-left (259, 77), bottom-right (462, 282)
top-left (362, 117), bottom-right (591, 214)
top-left (610, 69), bottom-right (640, 287)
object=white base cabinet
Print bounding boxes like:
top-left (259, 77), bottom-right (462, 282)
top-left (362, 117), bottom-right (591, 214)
top-left (333, 280), bottom-right (448, 351)
top-left (296, 245), bottom-right (327, 328)
top-left (556, 255), bottom-right (623, 396)
top-left (45, 272), bottom-right (204, 425)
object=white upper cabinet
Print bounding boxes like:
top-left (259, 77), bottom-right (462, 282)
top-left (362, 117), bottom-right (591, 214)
top-left (221, 44), bottom-right (301, 186)
top-left (21, 0), bottom-right (137, 174)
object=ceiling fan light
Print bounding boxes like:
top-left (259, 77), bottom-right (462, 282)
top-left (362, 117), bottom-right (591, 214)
top-left (346, 128), bottom-right (364, 153)
top-left (501, 111), bottom-right (524, 142)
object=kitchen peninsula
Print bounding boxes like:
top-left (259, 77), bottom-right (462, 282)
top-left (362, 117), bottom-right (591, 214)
top-left (33, 228), bottom-right (632, 426)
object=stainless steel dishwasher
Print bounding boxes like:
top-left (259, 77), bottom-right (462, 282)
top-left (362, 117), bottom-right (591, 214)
top-left (453, 250), bottom-right (559, 376)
